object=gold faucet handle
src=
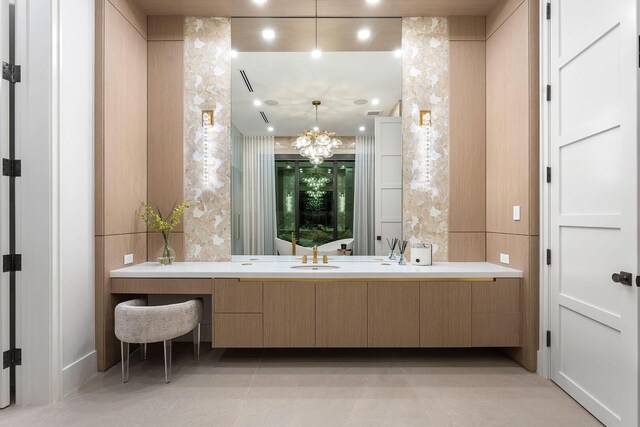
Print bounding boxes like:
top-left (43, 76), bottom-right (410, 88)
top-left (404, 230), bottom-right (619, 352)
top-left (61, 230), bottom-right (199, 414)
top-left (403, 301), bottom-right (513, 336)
top-left (302, 255), bottom-right (308, 264)
top-left (323, 255), bottom-right (328, 264)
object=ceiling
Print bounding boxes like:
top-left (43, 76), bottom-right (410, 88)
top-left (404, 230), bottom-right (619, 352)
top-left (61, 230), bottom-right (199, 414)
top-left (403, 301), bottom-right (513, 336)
top-left (231, 52), bottom-right (401, 136)
top-left (231, 18), bottom-right (402, 52)
top-left (132, 0), bottom-right (499, 17)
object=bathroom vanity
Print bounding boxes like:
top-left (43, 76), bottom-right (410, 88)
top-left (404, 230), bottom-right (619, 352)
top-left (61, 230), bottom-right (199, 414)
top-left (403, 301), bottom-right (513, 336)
top-left (109, 257), bottom-right (526, 367)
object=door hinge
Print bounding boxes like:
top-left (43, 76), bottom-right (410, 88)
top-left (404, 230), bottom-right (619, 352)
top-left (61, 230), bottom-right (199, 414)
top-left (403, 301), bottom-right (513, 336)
top-left (2, 158), bottom-right (21, 177)
top-left (546, 2), bottom-right (551, 19)
top-left (546, 249), bottom-right (551, 266)
top-left (2, 62), bottom-right (21, 83)
top-left (546, 166), bottom-right (551, 183)
top-left (2, 254), bottom-right (22, 272)
top-left (546, 85), bottom-right (551, 101)
top-left (546, 331), bottom-right (551, 348)
top-left (3, 348), bottom-right (21, 369)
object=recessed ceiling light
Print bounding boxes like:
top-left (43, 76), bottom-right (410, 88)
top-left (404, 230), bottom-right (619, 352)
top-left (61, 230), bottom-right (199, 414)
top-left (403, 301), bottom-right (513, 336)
top-left (253, 0), bottom-right (267, 5)
top-left (394, 48), bottom-right (402, 58)
top-left (230, 49), bottom-right (238, 58)
top-left (262, 29), bottom-right (276, 41)
top-left (267, 126), bottom-right (274, 132)
top-left (357, 29), bottom-right (371, 41)
top-left (253, 100), bottom-right (262, 107)
top-left (311, 49), bottom-right (322, 59)
top-left (366, 0), bottom-right (380, 4)
top-left (313, 126), bottom-right (319, 132)
top-left (359, 126), bottom-right (366, 132)
top-left (371, 98), bottom-right (380, 106)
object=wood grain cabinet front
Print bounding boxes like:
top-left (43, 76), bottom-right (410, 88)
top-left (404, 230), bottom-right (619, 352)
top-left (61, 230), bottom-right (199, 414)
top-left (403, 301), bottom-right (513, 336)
top-left (214, 279), bottom-right (262, 313)
top-left (263, 282), bottom-right (315, 347)
top-left (471, 279), bottom-right (521, 347)
top-left (316, 282), bottom-right (367, 347)
top-left (367, 282), bottom-right (420, 347)
top-left (420, 282), bottom-right (472, 347)
top-left (214, 314), bottom-right (263, 348)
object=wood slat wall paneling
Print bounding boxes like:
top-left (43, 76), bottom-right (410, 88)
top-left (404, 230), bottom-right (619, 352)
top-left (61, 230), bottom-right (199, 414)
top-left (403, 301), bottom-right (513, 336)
top-left (449, 16), bottom-right (486, 41)
top-left (104, 0), bottom-right (148, 235)
top-left (96, 233), bottom-right (147, 371)
top-left (448, 232), bottom-right (486, 262)
top-left (147, 40), bottom-right (184, 232)
top-left (316, 282), bottom-right (368, 347)
top-left (109, 0), bottom-right (148, 39)
top-left (420, 282), bottom-right (472, 347)
top-left (486, 3), bottom-right (529, 235)
top-left (367, 282), bottom-right (419, 347)
top-left (528, 0), bottom-right (540, 236)
top-left (449, 40), bottom-right (486, 233)
top-left (95, 0), bottom-right (106, 236)
top-left (485, 0), bottom-right (524, 39)
top-left (148, 15), bottom-right (184, 40)
top-left (486, 233), bottom-right (538, 370)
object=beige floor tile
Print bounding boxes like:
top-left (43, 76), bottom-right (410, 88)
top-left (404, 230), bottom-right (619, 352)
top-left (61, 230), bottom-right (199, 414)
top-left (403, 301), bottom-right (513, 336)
top-left (0, 347), bottom-right (601, 427)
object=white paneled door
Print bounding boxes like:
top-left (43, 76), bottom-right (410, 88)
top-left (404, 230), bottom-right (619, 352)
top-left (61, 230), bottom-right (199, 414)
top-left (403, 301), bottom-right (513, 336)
top-left (374, 117), bottom-right (402, 256)
top-left (549, 0), bottom-right (638, 426)
top-left (0, 0), bottom-right (10, 409)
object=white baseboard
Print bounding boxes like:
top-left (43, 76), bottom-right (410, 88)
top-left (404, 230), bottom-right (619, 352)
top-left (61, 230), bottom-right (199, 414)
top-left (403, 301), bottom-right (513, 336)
top-left (62, 350), bottom-right (98, 396)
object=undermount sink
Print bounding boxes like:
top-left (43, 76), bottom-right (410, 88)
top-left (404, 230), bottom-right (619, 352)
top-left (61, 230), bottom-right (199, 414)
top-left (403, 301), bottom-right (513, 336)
top-left (290, 265), bottom-right (340, 269)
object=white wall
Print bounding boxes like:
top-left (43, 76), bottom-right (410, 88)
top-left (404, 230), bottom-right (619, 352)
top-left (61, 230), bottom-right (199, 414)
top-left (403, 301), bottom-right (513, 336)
top-left (59, 0), bottom-right (96, 395)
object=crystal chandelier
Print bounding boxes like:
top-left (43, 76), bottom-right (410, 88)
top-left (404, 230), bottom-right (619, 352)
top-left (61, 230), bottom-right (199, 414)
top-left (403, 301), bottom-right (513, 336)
top-left (292, 100), bottom-right (342, 165)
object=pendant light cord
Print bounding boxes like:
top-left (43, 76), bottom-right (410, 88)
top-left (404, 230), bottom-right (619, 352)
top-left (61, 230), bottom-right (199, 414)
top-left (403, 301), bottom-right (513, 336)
top-left (315, 0), bottom-right (318, 50)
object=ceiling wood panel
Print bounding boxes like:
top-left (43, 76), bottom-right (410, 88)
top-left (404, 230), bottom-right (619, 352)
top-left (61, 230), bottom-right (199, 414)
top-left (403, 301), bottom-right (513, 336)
top-left (232, 18), bottom-right (316, 52)
top-left (133, 0), bottom-right (498, 17)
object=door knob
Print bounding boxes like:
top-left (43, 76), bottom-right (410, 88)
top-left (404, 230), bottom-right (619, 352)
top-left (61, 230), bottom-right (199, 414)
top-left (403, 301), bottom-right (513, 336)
top-left (611, 271), bottom-right (632, 286)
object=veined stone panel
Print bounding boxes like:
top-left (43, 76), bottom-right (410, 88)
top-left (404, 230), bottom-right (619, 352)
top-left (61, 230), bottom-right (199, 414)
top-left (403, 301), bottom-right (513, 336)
top-left (402, 17), bottom-right (450, 261)
top-left (184, 17), bottom-right (232, 261)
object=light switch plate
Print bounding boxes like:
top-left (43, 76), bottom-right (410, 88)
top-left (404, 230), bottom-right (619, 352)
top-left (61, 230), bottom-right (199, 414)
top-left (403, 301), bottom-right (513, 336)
top-left (499, 253), bottom-right (510, 264)
top-left (124, 253), bottom-right (134, 265)
top-left (513, 205), bottom-right (521, 221)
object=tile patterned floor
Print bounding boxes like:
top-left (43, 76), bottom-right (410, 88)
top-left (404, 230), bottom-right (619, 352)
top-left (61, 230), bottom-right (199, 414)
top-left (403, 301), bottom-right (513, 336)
top-left (0, 346), bottom-right (601, 426)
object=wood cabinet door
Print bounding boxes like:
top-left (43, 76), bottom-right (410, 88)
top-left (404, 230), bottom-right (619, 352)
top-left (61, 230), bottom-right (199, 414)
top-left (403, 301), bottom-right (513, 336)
top-left (263, 282), bottom-right (315, 347)
top-left (420, 282), bottom-right (472, 347)
top-left (472, 279), bottom-right (521, 347)
top-left (367, 282), bottom-right (419, 347)
top-left (316, 282), bottom-right (367, 347)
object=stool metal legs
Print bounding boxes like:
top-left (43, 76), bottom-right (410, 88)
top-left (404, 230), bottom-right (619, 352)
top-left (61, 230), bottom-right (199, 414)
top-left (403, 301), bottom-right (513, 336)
top-left (140, 343), bottom-right (147, 361)
top-left (193, 323), bottom-right (201, 360)
top-left (163, 340), bottom-right (172, 383)
top-left (121, 342), bottom-right (130, 383)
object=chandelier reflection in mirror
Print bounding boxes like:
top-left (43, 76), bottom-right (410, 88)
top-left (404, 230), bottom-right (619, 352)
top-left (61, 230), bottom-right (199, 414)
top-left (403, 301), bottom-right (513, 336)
top-left (292, 100), bottom-right (342, 165)
top-left (301, 171), bottom-right (331, 210)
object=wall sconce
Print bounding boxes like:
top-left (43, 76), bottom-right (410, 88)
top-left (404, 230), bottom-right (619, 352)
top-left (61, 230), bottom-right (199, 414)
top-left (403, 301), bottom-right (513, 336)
top-left (419, 110), bottom-right (431, 127)
top-left (419, 110), bottom-right (432, 187)
top-left (202, 110), bottom-right (214, 185)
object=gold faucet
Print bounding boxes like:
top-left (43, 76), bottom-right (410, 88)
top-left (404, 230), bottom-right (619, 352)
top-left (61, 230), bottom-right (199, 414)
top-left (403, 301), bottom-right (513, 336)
top-left (312, 246), bottom-right (318, 264)
top-left (291, 232), bottom-right (296, 256)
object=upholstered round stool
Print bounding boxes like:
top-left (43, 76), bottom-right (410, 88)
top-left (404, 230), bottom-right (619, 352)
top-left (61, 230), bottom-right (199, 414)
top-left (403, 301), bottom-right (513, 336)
top-left (115, 298), bottom-right (203, 383)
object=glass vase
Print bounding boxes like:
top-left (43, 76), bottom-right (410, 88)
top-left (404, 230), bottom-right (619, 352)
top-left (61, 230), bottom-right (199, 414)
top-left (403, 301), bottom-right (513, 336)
top-left (157, 235), bottom-right (176, 266)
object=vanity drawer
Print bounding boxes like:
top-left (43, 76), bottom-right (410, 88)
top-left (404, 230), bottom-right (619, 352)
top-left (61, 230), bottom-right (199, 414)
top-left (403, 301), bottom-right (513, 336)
top-left (214, 314), bottom-right (263, 348)
top-left (214, 279), bottom-right (262, 313)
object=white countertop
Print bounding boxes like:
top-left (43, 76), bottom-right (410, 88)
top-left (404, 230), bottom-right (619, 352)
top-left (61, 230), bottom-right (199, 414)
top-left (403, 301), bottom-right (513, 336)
top-left (110, 256), bottom-right (523, 280)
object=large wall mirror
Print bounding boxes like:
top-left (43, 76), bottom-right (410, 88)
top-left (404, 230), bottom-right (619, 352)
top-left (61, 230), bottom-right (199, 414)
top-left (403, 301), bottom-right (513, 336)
top-left (230, 18), bottom-right (402, 256)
